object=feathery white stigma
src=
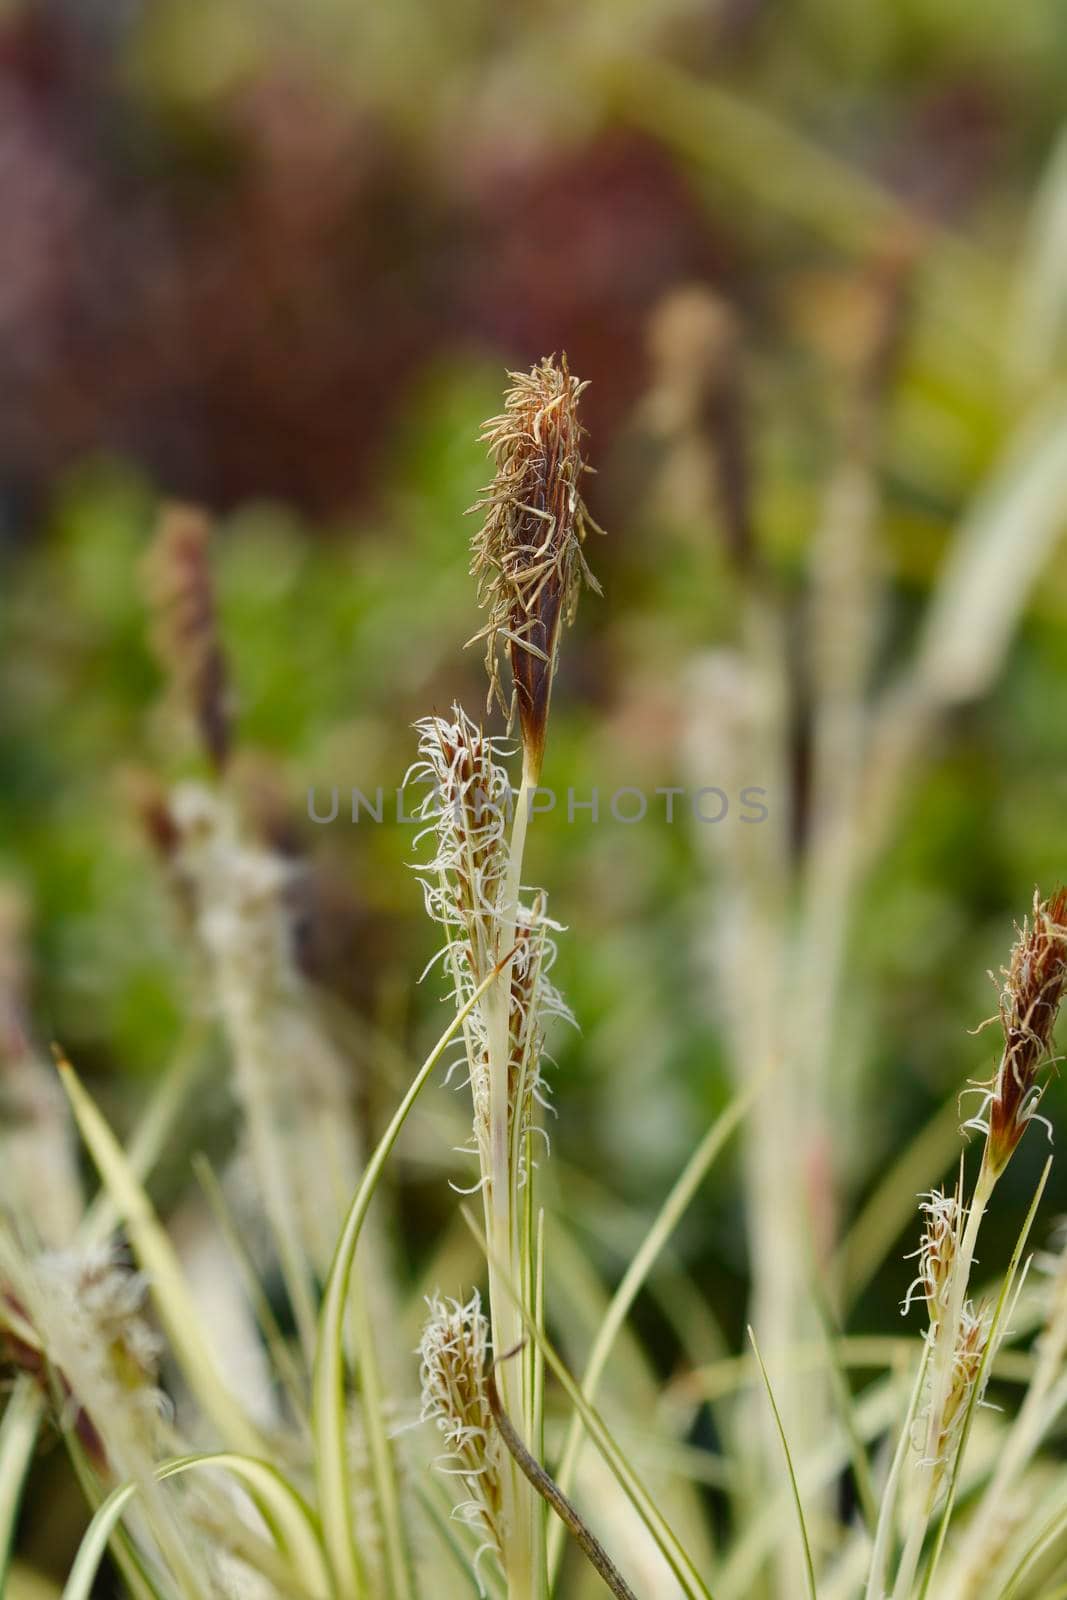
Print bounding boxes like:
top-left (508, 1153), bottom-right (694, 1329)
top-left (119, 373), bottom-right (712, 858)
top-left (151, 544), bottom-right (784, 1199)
top-left (419, 1290), bottom-right (504, 1582)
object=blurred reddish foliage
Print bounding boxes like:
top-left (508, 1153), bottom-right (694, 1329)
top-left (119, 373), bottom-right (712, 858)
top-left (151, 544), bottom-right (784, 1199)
top-left (0, 7), bottom-right (727, 526)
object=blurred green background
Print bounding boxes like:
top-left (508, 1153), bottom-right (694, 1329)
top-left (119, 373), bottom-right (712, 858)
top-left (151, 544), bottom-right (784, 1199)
top-left (3, 0), bottom-right (1067, 1581)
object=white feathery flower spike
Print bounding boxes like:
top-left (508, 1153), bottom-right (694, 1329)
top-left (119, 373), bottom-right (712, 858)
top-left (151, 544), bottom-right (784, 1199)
top-left (419, 1290), bottom-right (504, 1588)
top-left (410, 707), bottom-right (573, 1186)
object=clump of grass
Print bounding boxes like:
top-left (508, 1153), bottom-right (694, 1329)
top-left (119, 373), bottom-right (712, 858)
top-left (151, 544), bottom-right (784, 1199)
top-left (2, 358), bottom-right (1067, 1600)
top-left (881, 888), bottom-right (1067, 1600)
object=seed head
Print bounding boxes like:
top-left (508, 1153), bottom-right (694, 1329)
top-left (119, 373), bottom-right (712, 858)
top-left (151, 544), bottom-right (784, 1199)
top-left (410, 712), bottom-right (571, 1185)
top-left (965, 889), bottom-right (1067, 1177)
top-left (410, 707), bottom-right (513, 984)
top-left (934, 1300), bottom-right (990, 1469)
top-left (419, 1291), bottom-right (504, 1576)
top-left (902, 1188), bottom-right (961, 1324)
top-left (504, 898), bottom-right (572, 1179)
top-left (468, 356), bottom-right (602, 782)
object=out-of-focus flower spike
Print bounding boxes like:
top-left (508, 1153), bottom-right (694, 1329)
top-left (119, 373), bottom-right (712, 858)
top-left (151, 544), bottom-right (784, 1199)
top-left (970, 888), bottom-right (1067, 1179)
top-left (143, 501), bottom-right (232, 773)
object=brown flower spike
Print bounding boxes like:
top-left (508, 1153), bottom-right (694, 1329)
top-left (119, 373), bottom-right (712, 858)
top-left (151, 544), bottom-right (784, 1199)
top-left (143, 502), bottom-right (231, 772)
top-left (469, 356), bottom-right (602, 782)
top-left (969, 888), bottom-right (1067, 1177)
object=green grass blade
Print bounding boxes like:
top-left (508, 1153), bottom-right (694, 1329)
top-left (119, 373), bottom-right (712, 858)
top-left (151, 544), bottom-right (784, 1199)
top-left (176, 1453), bottom-right (331, 1592)
top-left (548, 1084), bottom-right (751, 1582)
top-left (748, 1327), bottom-right (818, 1600)
top-left (809, 1271), bottom-right (878, 1536)
top-left (462, 1205), bottom-right (716, 1600)
top-left (913, 392), bottom-right (1067, 707)
top-left (718, 1370), bottom-right (907, 1600)
top-left (863, 1342), bottom-right (931, 1600)
top-left (352, 1274), bottom-right (415, 1600)
top-left (415, 1480), bottom-right (506, 1600)
top-left (835, 1096), bottom-right (962, 1310)
top-left (62, 1452), bottom-right (332, 1600)
top-left (533, 1207), bottom-right (548, 1600)
top-left (0, 1380), bottom-right (45, 1592)
top-left (916, 1156), bottom-right (1052, 1600)
top-left (61, 1480), bottom-right (141, 1600)
top-left (995, 1497), bottom-right (1067, 1600)
top-left (424, 1474), bottom-right (509, 1600)
top-left (59, 1416), bottom-right (163, 1600)
top-left (312, 956), bottom-right (511, 1600)
top-left (80, 1022), bottom-right (208, 1250)
top-left (1009, 126), bottom-right (1067, 389)
top-left (677, 1335), bottom-right (1033, 1405)
top-left (56, 1055), bottom-right (265, 1457)
top-left (191, 1151), bottom-right (309, 1424)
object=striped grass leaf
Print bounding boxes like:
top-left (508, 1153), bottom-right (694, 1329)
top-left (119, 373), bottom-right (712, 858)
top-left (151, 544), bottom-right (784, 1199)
top-left (61, 1453), bottom-right (332, 1600)
top-left (461, 1204), bottom-right (716, 1600)
top-left (312, 956), bottom-right (512, 1600)
top-left (916, 1157), bottom-right (1053, 1600)
top-left (748, 1327), bottom-right (818, 1600)
top-left (0, 1380), bottom-right (45, 1593)
top-left (863, 1342), bottom-right (932, 1600)
top-left (547, 1083), bottom-right (752, 1582)
top-left (56, 1055), bottom-right (265, 1458)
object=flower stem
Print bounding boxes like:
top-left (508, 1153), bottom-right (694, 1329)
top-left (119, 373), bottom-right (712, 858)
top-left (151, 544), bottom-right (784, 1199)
top-left (486, 774), bottom-right (538, 1599)
top-left (891, 1161), bottom-right (994, 1600)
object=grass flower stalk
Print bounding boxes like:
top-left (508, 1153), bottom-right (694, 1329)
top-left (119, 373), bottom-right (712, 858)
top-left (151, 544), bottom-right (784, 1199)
top-left (890, 888), bottom-right (1067, 1600)
top-left (942, 1227), bottom-right (1067, 1598)
top-left (412, 357), bottom-right (600, 1598)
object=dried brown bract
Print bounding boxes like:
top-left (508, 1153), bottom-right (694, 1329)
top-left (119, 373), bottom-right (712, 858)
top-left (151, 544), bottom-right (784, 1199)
top-left (967, 888), bottom-right (1067, 1177)
top-left (468, 356), bottom-right (602, 781)
top-left (143, 502), bottom-right (231, 772)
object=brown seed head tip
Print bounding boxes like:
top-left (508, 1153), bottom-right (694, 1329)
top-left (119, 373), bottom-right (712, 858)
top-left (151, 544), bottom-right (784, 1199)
top-left (985, 887), bottom-right (1067, 1174)
top-left (468, 355), bottom-right (603, 779)
top-left (143, 501), bottom-right (231, 772)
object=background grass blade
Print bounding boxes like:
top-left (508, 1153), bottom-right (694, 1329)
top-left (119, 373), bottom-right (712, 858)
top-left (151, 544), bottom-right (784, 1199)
top-left (915, 1157), bottom-right (1052, 1600)
top-left (61, 1453), bottom-right (332, 1600)
top-left (0, 1380), bottom-right (45, 1593)
top-left (56, 1055), bottom-right (265, 1457)
top-left (462, 1205), bottom-right (716, 1600)
top-left (548, 1083), bottom-right (752, 1580)
top-left (748, 1328), bottom-right (818, 1600)
top-left (312, 957), bottom-right (510, 1599)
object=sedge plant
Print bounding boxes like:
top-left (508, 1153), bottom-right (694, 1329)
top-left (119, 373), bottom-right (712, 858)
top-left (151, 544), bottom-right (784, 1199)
top-left (3, 358), bottom-right (1067, 1600)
